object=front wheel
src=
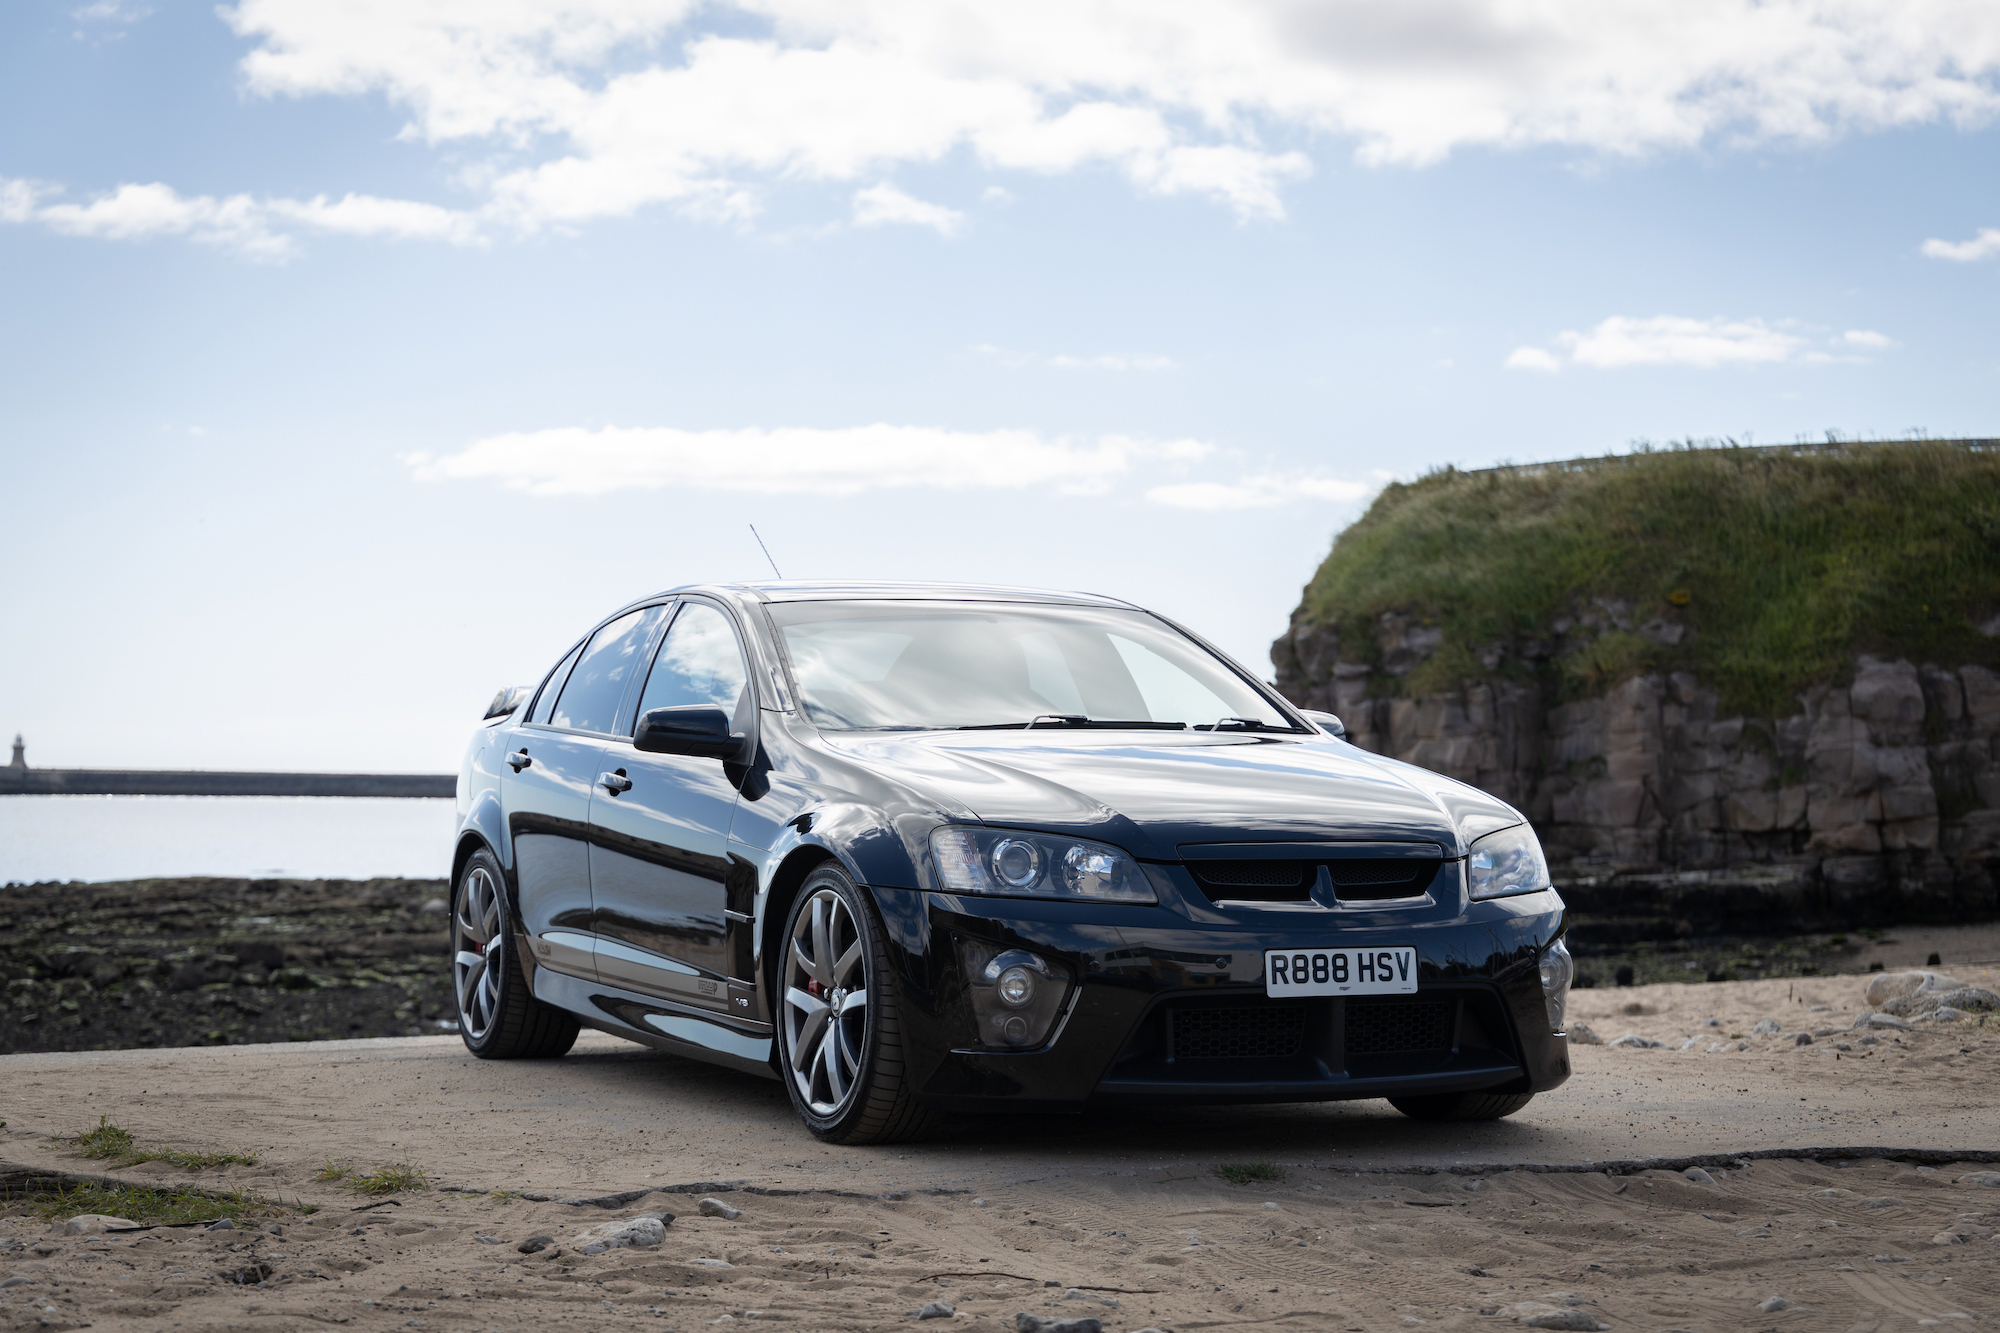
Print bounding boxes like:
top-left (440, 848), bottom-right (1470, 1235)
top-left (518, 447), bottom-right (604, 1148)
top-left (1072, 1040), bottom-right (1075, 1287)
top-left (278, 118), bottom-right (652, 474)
top-left (775, 864), bottom-right (937, 1144)
top-left (452, 848), bottom-right (579, 1059)
top-left (1389, 1091), bottom-right (1534, 1122)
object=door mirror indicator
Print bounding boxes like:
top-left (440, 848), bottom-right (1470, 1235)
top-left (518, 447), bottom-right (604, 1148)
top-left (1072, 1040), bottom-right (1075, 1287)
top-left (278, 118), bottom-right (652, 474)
top-left (633, 706), bottom-right (746, 761)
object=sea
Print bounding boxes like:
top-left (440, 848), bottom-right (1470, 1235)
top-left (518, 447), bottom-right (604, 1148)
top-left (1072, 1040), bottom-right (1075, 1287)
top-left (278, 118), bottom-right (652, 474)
top-left (0, 795), bottom-right (456, 885)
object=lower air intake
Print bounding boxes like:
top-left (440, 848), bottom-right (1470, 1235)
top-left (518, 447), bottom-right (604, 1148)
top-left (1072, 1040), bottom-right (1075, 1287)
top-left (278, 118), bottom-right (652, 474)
top-left (1345, 999), bottom-right (1454, 1054)
top-left (1172, 1004), bottom-right (1306, 1060)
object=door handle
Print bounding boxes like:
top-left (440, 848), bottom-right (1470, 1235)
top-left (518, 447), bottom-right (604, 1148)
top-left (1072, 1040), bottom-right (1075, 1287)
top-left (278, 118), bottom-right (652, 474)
top-left (507, 749), bottom-right (532, 772)
top-left (599, 770), bottom-right (632, 794)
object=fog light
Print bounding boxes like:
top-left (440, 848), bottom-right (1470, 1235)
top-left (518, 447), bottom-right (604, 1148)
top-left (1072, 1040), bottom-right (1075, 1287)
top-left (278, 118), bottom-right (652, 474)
top-left (956, 942), bottom-right (1072, 1049)
top-left (1540, 939), bottom-right (1573, 1034)
top-left (997, 965), bottom-right (1035, 1007)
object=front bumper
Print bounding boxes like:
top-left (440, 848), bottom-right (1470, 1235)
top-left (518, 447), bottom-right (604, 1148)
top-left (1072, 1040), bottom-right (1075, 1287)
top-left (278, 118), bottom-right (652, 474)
top-left (892, 866), bottom-right (1571, 1113)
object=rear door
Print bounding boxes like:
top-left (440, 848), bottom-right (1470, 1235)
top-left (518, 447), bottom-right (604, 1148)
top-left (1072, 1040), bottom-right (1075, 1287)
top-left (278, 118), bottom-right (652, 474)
top-left (588, 599), bottom-right (754, 1013)
top-left (501, 604), bottom-right (668, 979)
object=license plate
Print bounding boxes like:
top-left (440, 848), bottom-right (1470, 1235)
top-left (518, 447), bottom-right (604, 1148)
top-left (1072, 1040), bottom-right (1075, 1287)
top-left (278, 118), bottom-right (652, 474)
top-left (1263, 946), bottom-right (1417, 997)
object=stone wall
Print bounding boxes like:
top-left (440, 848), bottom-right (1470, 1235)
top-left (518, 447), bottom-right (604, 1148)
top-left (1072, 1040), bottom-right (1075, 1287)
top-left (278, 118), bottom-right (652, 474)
top-left (1272, 615), bottom-right (2000, 930)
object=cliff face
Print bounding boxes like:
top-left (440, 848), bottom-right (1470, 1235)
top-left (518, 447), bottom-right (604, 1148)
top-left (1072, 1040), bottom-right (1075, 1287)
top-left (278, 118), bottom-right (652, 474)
top-left (1271, 441), bottom-right (2000, 932)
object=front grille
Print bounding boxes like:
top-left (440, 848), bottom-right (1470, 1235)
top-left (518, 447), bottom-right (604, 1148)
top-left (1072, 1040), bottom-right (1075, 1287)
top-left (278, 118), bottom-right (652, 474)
top-left (1172, 1004), bottom-right (1306, 1060)
top-left (1193, 860), bottom-right (1310, 888)
top-left (1326, 859), bottom-right (1432, 888)
top-left (1346, 1000), bottom-right (1453, 1054)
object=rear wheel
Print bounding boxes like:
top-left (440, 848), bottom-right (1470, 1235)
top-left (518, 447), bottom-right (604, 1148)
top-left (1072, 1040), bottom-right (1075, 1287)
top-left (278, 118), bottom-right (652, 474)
top-left (453, 848), bottom-right (579, 1059)
top-left (1389, 1091), bottom-right (1534, 1121)
top-left (776, 864), bottom-right (937, 1144)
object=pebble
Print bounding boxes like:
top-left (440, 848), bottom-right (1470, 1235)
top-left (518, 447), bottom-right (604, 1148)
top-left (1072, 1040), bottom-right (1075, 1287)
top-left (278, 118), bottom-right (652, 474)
top-left (1956, 1172), bottom-right (2000, 1188)
top-left (0, 1277), bottom-right (33, 1290)
top-left (1013, 1314), bottom-right (1102, 1333)
top-left (912, 1301), bottom-right (955, 1319)
top-left (576, 1216), bottom-right (670, 1252)
top-left (1794, 1033), bottom-right (1813, 1046)
top-left (205, 1219), bottom-right (238, 1232)
top-left (1608, 1033), bottom-right (1664, 1049)
top-left (1863, 1197), bottom-right (1901, 1209)
top-left (698, 1198), bottom-right (742, 1220)
top-left (517, 1234), bottom-right (554, 1254)
top-left (1751, 1019), bottom-right (1783, 1037)
top-left (1703, 1017), bottom-right (1720, 1026)
top-left (971, 1198), bottom-right (988, 1207)
top-left (1855, 1013), bottom-right (1913, 1031)
top-left (1521, 1312), bottom-right (1608, 1331)
top-left (1566, 1023), bottom-right (1604, 1046)
top-left (1262, 1202), bottom-right (1278, 1210)
top-left (1676, 1037), bottom-right (1700, 1051)
top-left (1758, 1296), bottom-right (1792, 1313)
top-left (1682, 1168), bottom-right (1717, 1186)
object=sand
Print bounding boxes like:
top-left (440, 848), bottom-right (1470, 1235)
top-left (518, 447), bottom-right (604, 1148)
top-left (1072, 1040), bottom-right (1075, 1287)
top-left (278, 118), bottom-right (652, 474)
top-left (2, 964), bottom-right (1997, 1331)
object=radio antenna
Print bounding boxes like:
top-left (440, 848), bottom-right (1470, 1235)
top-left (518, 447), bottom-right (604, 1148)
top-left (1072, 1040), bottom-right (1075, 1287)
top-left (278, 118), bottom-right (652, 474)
top-left (749, 524), bottom-right (784, 580)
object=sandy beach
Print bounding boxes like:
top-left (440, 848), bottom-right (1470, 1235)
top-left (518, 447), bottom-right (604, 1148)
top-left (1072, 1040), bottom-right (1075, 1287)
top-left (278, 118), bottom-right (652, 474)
top-left (3, 965), bottom-right (1996, 1331)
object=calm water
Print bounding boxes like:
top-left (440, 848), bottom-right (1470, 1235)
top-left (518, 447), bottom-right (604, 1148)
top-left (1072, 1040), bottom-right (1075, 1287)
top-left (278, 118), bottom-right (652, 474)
top-left (0, 795), bottom-right (456, 884)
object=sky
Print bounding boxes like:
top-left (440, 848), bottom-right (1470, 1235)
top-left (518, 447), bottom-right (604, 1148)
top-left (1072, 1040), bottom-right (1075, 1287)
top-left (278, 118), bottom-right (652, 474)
top-left (3, 0), bottom-right (1998, 773)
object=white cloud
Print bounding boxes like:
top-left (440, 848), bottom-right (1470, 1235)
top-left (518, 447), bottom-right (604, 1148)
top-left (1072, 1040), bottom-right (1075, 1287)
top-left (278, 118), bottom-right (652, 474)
top-left (72, 1), bottom-right (150, 24)
top-left (1922, 227), bottom-right (2000, 261)
top-left (851, 184), bottom-right (963, 234)
top-left (1, 177), bottom-right (482, 260)
top-left (406, 425), bottom-right (1212, 498)
top-left (1841, 328), bottom-right (1894, 348)
top-left (19, 0), bottom-right (2000, 254)
top-left (975, 344), bottom-right (1176, 371)
top-left (1146, 473), bottom-right (1373, 510)
top-left (1503, 345), bottom-right (1563, 373)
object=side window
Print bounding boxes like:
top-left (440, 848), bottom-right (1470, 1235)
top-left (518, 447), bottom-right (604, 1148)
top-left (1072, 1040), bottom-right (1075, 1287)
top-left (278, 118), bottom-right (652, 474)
top-left (549, 605), bottom-right (670, 734)
top-left (636, 603), bottom-right (752, 733)
top-left (527, 643), bottom-right (584, 726)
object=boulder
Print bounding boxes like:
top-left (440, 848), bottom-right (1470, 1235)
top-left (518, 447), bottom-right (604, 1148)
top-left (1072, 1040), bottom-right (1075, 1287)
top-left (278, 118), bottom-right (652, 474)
top-left (574, 1215), bottom-right (670, 1255)
top-left (1881, 986), bottom-right (2000, 1019)
top-left (1864, 971), bottom-right (1963, 1008)
top-left (60, 1214), bottom-right (140, 1235)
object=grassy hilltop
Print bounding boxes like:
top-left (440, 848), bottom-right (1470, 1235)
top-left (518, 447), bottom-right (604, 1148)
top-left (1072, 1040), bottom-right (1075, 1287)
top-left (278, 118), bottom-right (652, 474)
top-left (1292, 440), bottom-right (2000, 715)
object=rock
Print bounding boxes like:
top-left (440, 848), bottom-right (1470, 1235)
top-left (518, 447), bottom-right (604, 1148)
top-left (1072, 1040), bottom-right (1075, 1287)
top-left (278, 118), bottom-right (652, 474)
top-left (1758, 1296), bottom-right (1792, 1313)
top-left (205, 1219), bottom-right (238, 1231)
top-left (1608, 1033), bottom-right (1664, 1049)
top-left (1862, 1197), bottom-right (1901, 1209)
top-left (576, 1216), bottom-right (670, 1252)
top-left (0, 1277), bottom-right (33, 1289)
top-left (1927, 1007), bottom-right (1972, 1022)
top-left (61, 1214), bottom-right (140, 1235)
top-left (517, 1234), bottom-right (554, 1254)
top-left (1794, 1032), bottom-right (1813, 1046)
top-left (474, 1235), bottom-right (504, 1245)
top-left (1854, 1013), bottom-right (1912, 1030)
top-left (1014, 1314), bottom-right (1102, 1333)
top-left (1883, 986), bottom-right (2000, 1018)
top-left (1522, 1312), bottom-right (1609, 1331)
top-left (1957, 1171), bottom-right (2000, 1188)
top-left (913, 1302), bottom-right (955, 1319)
top-left (1864, 970), bottom-right (1962, 1008)
top-left (419, 897), bottom-right (449, 914)
top-left (1567, 1023), bottom-right (1604, 1046)
top-left (1809, 1188), bottom-right (1853, 1198)
top-left (1683, 1168), bottom-right (1717, 1186)
top-left (698, 1197), bottom-right (741, 1220)
top-left (692, 1258), bottom-right (734, 1268)
top-left (1857, 1034), bottom-right (1880, 1045)
top-left (971, 1198), bottom-right (987, 1207)
top-left (1751, 1019), bottom-right (1783, 1037)
top-left (1677, 1036), bottom-right (1700, 1051)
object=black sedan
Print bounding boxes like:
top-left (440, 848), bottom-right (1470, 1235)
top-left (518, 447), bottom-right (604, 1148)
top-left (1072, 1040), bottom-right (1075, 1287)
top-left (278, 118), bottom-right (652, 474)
top-left (451, 582), bottom-right (1573, 1143)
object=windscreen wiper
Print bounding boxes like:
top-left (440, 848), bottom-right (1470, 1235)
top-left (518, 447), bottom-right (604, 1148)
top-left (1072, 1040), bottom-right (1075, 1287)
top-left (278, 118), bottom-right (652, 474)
top-left (1192, 717), bottom-right (1298, 733)
top-left (955, 715), bottom-right (1190, 731)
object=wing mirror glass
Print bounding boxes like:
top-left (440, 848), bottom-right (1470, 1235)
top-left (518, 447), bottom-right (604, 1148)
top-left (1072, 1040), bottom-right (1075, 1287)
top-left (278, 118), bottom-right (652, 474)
top-left (485, 685), bottom-right (530, 720)
top-left (1300, 709), bottom-right (1345, 737)
top-left (633, 705), bottom-right (747, 761)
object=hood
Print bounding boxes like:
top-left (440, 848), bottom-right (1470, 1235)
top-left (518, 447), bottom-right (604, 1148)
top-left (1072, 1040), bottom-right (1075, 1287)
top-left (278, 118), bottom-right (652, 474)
top-left (821, 730), bottom-right (1508, 860)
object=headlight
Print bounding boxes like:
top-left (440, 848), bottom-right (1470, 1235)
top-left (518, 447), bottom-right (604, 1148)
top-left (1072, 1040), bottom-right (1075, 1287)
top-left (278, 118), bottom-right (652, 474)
top-left (930, 827), bottom-right (1155, 903)
top-left (1540, 939), bottom-right (1573, 1034)
top-left (1466, 823), bottom-right (1550, 901)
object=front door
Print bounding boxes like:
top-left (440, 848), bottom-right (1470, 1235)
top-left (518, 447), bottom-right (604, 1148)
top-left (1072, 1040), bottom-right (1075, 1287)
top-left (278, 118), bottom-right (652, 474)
top-left (589, 599), bottom-right (753, 1013)
top-left (503, 603), bottom-right (668, 980)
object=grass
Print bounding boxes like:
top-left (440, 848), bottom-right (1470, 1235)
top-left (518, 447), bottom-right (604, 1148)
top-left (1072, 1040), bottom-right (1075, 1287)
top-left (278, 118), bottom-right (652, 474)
top-left (66, 1117), bottom-right (260, 1171)
top-left (27, 1181), bottom-right (290, 1227)
top-left (316, 1157), bottom-right (431, 1195)
top-left (1214, 1162), bottom-right (1284, 1185)
top-left (1291, 440), bottom-right (2000, 716)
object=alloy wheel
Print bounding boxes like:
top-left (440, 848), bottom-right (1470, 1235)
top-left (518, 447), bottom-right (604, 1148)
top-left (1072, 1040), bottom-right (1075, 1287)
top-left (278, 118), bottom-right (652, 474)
top-left (454, 864), bottom-right (503, 1041)
top-left (783, 887), bottom-right (869, 1115)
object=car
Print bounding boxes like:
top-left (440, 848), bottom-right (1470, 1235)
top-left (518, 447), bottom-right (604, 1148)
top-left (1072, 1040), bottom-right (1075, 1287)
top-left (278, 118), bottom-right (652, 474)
top-left (451, 582), bottom-right (1573, 1143)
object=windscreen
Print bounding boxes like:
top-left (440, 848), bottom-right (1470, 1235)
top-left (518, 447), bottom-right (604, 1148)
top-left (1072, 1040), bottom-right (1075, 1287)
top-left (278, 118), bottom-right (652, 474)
top-left (765, 601), bottom-right (1299, 733)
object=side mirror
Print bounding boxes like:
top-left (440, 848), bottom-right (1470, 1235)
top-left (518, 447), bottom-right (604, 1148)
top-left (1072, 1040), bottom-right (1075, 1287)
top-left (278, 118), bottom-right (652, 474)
top-left (485, 685), bottom-right (530, 720)
top-left (633, 705), bottom-right (746, 761)
top-left (1300, 709), bottom-right (1345, 737)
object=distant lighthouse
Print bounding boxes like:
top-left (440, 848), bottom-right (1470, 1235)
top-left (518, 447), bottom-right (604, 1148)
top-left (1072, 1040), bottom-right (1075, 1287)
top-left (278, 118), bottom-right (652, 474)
top-left (8, 734), bottom-right (22, 769)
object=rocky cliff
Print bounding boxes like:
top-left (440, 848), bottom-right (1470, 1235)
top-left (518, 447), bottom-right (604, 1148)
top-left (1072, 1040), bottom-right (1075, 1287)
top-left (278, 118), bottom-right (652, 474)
top-left (1271, 440), bottom-right (2000, 938)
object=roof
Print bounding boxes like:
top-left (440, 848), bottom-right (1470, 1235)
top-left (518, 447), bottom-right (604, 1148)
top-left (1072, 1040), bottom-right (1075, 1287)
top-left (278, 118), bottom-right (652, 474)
top-left (675, 581), bottom-right (1140, 608)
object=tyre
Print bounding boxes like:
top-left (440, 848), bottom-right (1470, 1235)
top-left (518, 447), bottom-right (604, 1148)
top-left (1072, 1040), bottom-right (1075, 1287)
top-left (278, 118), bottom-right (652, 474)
top-left (775, 864), bottom-right (938, 1144)
top-left (1388, 1091), bottom-right (1534, 1122)
top-left (452, 848), bottom-right (579, 1059)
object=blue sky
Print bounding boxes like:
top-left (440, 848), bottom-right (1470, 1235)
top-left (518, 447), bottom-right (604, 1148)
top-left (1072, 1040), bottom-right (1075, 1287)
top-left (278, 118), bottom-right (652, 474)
top-left (3, 0), bottom-right (1998, 771)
